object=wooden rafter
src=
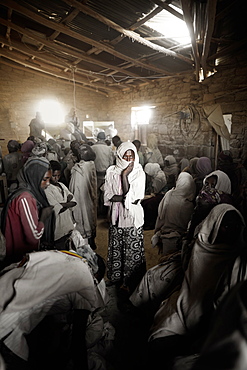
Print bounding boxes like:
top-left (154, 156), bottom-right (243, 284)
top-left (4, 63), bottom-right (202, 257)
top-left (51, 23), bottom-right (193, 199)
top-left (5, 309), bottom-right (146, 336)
top-left (0, 59), bottom-right (108, 96)
top-left (62, 0), bottom-right (192, 64)
top-left (0, 48), bottom-right (121, 93)
top-left (0, 35), bottom-right (133, 88)
top-left (0, 17), bottom-right (156, 80)
top-left (0, 0), bottom-right (180, 75)
top-left (201, 0), bottom-right (217, 78)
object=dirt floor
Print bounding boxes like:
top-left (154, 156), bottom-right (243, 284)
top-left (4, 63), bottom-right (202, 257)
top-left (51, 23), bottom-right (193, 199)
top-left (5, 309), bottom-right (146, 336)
top-left (94, 215), bottom-right (161, 370)
top-left (95, 215), bottom-right (160, 271)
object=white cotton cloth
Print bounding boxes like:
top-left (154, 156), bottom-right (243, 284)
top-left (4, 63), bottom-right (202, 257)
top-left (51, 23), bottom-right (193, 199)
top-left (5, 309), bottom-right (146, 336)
top-left (153, 172), bottom-right (196, 240)
top-left (0, 250), bottom-right (98, 360)
top-left (203, 169), bottom-right (231, 194)
top-left (69, 160), bottom-right (97, 238)
top-left (104, 142), bottom-right (145, 229)
top-left (45, 182), bottom-right (76, 240)
top-left (149, 204), bottom-right (245, 341)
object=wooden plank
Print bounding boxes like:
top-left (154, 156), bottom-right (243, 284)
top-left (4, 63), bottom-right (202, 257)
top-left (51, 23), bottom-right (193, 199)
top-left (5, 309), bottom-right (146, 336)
top-left (181, 0), bottom-right (200, 81)
top-left (0, 18), bottom-right (151, 79)
top-left (63, 0), bottom-right (192, 64)
top-left (0, 48), bottom-right (120, 92)
top-left (0, 35), bottom-right (132, 87)
top-left (201, 0), bottom-right (217, 78)
top-left (153, 0), bottom-right (184, 20)
top-left (0, 0), bottom-right (177, 75)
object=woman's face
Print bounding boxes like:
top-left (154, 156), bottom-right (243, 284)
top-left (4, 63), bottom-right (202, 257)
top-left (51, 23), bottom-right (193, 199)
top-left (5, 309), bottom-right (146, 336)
top-left (41, 169), bottom-right (52, 189)
top-left (205, 175), bottom-right (217, 188)
top-left (123, 150), bottom-right (135, 162)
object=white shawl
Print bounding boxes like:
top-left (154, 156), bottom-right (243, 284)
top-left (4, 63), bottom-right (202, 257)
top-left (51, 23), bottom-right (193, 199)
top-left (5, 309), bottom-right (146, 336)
top-left (149, 204), bottom-right (245, 341)
top-left (104, 142), bottom-right (145, 229)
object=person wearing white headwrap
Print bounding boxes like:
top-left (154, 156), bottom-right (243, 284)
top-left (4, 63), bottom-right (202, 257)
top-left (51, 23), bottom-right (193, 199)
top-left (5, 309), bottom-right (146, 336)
top-left (141, 163), bottom-right (168, 230)
top-left (152, 172), bottom-right (196, 255)
top-left (147, 204), bottom-right (245, 369)
top-left (163, 155), bottom-right (180, 190)
top-left (104, 141), bottom-right (146, 293)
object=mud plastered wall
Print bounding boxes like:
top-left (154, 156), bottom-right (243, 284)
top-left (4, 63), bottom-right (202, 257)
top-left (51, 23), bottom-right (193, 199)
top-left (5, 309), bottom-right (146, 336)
top-left (0, 64), bottom-right (108, 156)
top-left (106, 64), bottom-right (247, 163)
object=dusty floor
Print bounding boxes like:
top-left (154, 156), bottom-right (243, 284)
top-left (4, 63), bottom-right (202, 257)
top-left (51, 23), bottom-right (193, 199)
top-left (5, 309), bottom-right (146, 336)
top-left (95, 215), bottom-right (160, 271)
top-left (94, 216), bottom-right (160, 370)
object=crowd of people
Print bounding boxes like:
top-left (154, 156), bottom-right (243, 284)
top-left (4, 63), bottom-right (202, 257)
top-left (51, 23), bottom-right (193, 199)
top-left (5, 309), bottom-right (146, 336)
top-left (0, 113), bottom-right (247, 369)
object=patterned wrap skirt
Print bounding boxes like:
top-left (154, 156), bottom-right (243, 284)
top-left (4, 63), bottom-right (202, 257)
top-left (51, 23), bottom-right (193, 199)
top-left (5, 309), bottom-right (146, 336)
top-left (107, 225), bottom-right (146, 290)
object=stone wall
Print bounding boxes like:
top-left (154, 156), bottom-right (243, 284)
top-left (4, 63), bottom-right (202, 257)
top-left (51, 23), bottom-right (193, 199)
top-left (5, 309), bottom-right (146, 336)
top-left (106, 65), bottom-right (247, 165)
top-left (0, 62), bottom-right (246, 164)
top-left (0, 64), bottom-right (108, 155)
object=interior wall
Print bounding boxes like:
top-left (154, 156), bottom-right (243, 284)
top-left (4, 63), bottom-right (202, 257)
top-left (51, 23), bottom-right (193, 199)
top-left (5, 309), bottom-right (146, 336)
top-left (106, 64), bottom-right (247, 163)
top-left (0, 62), bottom-right (246, 163)
top-left (0, 64), bottom-right (109, 155)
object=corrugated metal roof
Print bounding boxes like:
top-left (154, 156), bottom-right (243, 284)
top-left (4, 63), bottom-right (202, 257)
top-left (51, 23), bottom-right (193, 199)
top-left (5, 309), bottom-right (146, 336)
top-left (0, 0), bottom-right (246, 96)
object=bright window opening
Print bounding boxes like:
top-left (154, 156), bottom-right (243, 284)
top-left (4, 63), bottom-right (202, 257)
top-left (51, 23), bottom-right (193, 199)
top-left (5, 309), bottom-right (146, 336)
top-left (131, 106), bottom-right (155, 128)
top-left (37, 99), bottom-right (65, 127)
top-left (145, 5), bottom-right (191, 46)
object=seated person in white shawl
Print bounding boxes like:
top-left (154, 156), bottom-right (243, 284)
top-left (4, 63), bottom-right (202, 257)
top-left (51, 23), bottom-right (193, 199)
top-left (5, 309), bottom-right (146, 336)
top-left (147, 204), bottom-right (245, 370)
top-left (0, 249), bottom-right (106, 370)
top-left (152, 172), bottom-right (196, 255)
top-left (144, 133), bottom-right (164, 169)
top-left (141, 162), bottom-right (168, 230)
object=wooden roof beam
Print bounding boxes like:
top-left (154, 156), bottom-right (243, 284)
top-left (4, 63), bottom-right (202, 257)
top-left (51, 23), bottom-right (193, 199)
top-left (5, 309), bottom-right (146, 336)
top-left (0, 18), bottom-right (152, 79)
top-left (0, 0), bottom-right (177, 75)
top-left (181, 0), bottom-right (200, 81)
top-left (0, 58), bottom-right (108, 96)
top-left (201, 0), bottom-right (217, 79)
top-left (0, 35), bottom-right (130, 87)
top-left (62, 0), bottom-right (192, 64)
top-left (0, 48), bottom-right (120, 93)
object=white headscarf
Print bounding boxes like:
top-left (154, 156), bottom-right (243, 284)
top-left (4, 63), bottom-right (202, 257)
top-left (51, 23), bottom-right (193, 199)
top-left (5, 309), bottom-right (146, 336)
top-left (203, 170), bottom-right (231, 194)
top-left (115, 141), bottom-right (139, 174)
top-left (144, 163), bottom-right (161, 177)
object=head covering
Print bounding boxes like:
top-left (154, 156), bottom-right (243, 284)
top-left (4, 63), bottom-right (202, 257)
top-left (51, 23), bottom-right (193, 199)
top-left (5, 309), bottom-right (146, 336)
top-left (155, 172), bottom-right (196, 235)
top-left (165, 155), bottom-right (177, 165)
top-left (115, 141), bottom-right (139, 173)
top-left (21, 140), bottom-right (35, 153)
top-left (218, 150), bottom-right (233, 163)
top-left (144, 163), bottom-right (161, 177)
top-left (7, 140), bottom-right (20, 153)
top-left (150, 204), bottom-right (245, 342)
top-left (174, 172), bottom-right (196, 201)
top-left (196, 156), bottom-right (212, 179)
top-left (32, 142), bottom-right (47, 157)
top-left (17, 157), bottom-right (51, 207)
top-left (203, 170), bottom-right (231, 194)
top-left (97, 132), bottom-right (106, 140)
top-left (179, 158), bottom-right (190, 171)
top-left (1, 157), bottom-right (54, 242)
top-left (199, 204), bottom-right (245, 244)
top-left (189, 157), bottom-right (199, 175)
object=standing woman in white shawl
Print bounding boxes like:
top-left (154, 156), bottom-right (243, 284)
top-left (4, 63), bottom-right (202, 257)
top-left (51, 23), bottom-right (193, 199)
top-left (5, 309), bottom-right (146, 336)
top-left (104, 141), bottom-right (146, 293)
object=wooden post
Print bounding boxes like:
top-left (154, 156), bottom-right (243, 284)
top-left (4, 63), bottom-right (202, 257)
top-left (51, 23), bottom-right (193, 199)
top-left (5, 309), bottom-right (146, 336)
top-left (214, 130), bottom-right (219, 170)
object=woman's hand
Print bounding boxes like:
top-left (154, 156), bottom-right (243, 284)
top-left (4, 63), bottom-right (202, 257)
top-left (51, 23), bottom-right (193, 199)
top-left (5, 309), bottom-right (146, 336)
top-left (110, 195), bottom-right (124, 202)
top-left (122, 162), bottom-right (134, 176)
